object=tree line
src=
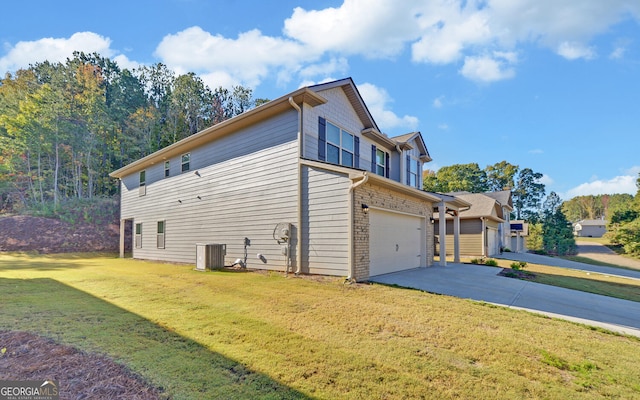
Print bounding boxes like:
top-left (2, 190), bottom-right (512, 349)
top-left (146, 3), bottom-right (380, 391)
top-left (0, 52), bottom-right (264, 212)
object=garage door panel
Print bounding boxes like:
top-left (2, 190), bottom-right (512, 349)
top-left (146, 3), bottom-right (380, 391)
top-left (370, 209), bottom-right (423, 276)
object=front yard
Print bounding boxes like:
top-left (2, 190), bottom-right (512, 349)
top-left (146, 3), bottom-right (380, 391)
top-left (1, 253), bottom-right (639, 399)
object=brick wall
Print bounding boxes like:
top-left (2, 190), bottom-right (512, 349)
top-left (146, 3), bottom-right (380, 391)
top-left (353, 182), bottom-right (434, 281)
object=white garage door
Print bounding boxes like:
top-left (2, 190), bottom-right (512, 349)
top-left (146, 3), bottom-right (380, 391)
top-left (369, 209), bottom-right (423, 276)
top-left (487, 227), bottom-right (499, 256)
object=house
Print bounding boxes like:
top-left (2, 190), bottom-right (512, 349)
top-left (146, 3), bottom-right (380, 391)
top-left (110, 78), bottom-right (452, 281)
top-left (433, 191), bottom-right (512, 257)
top-left (574, 219), bottom-right (607, 238)
top-left (509, 220), bottom-right (528, 253)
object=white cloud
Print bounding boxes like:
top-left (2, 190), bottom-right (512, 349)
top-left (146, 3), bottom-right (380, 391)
top-left (460, 52), bottom-right (516, 82)
top-left (563, 172), bottom-right (639, 199)
top-left (357, 82), bottom-right (419, 132)
top-left (433, 96), bottom-right (444, 108)
top-left (528, 149), bottom-right (544, 154)
top-left (437, 123), bottom-right (449, 130)
top-left (154, 26), bottom-right (309, 89)
top-left (538, 174), bottom-right (554, 186)
top-left (609, 46), bottom-right (626, 59)
top-left (556, 41), bottom-right (596, 60)
top-left (0, 32), bottom-right (114, 73)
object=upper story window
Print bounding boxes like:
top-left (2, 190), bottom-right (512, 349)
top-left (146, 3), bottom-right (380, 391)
top-left (375, 149), bottom-right (386, 177)
top-left (181, 153), bottom-right (190, 173)
top-left (139, 170), bottom-right (146, 196)
top-left (318, 117), bottom-right (360, 168)
top-left (164, 161), bottom-right (170, 178)
top-left (406, 155), bottom-right (420, 189)
top-left (327, 121), bottom-right (354, 167)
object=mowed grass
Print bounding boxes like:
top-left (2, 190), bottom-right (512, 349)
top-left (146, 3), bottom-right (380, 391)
top-left (1, 253), bottom-right (640, 399)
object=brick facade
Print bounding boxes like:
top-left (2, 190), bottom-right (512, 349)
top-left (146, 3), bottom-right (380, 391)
top-left (353, 182), bottom-right (435, 281)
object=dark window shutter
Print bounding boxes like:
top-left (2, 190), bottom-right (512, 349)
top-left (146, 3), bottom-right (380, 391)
top-left (385, 152), bottom-right (390, 178)
top-left (406, 155), bottom-right (411, 185)
top-left (318, 117), bottom-right (326, 161)
top-left (371, 145), bottom-right (376, 173)
top-left (354, 136), bottom-right (360, 168)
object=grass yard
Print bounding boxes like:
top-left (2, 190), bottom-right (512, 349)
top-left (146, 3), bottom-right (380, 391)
top-left (1, 253), bottom-right (640, 399)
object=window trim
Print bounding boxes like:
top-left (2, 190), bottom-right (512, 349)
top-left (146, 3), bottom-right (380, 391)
top-left (325, 121), bottom-right (355, 167)
top-left (135, 222), bottom-right (142, 248)
top-left (157, 220), bottom-right (165, 249)
top-left (181, 153), bottom-right (190, 173)
top-left (139, 170), bottom-right (146, 196)
top-left (375, 148), bottom-right (386, 177)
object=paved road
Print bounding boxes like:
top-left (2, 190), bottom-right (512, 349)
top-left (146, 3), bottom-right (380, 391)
top-left (495, 251), bottom-right (640, 280)
top-left (575, 240), bottom-right (640, 270)
top-left (370, 264), bottom-right (640, 338)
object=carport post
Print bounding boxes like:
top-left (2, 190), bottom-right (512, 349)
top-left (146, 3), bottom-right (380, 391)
top-left (119, 218), bottom-right (125, 258)
top-left (438, 203), bottom-right (447, 266)
top-left (453, 211), bottom-right (460, 263)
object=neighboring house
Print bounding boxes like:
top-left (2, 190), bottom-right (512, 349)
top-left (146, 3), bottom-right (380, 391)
top-left (433, 191), bottom-right (512, 257)
top-left (574, 219), bottom-right (607, 238)
top-left (110, 78), bottom-right (445, 281)
top-left (509, 220), bottom-right (528, 253)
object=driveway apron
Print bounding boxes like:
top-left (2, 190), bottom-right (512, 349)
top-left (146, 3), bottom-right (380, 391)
top-left (370, 264), bottom-right (640, 338)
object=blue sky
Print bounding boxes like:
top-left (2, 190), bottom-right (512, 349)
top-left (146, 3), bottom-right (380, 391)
top-left (1, 0), bottom-right (639, 200)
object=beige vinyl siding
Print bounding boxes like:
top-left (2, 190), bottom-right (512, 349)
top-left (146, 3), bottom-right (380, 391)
top-left (300, 165), bottom-right (350, 276)
top-left (119, 111), bottom-right (299, 270)
top-left (435, 219), bottom-right (483, 256)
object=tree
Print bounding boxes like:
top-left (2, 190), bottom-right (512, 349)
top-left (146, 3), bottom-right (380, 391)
top-left (485, 161), bottom-right (519, 191)
top-left (424, 163), bottom-right (488, 193)
top-left (513, 168), bottom-right (546, 220)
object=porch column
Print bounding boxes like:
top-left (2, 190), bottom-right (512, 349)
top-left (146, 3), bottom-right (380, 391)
top-left (119, 218), bottom-right (125, 258)
top-left (438, 203), bottom-right (447, 266)
top-left (453, 210), bottom-right (460, 263)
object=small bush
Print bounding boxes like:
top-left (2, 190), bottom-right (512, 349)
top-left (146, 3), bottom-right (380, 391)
top-left (470, 258), bottom-right (481, 264)
top-left (484, 259), bottom-right (498, 267)
top-left (510, 261), bottom-right (527, 271)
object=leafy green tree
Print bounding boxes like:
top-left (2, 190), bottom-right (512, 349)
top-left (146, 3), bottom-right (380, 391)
top-left (513, 168), bottom-right (546, 220)
top-left (485, 161), bottom-right (519, 191)
top-left (425, 163), bottom-right (488, 193)
top-left (540, 192), bottom-right (576, 256)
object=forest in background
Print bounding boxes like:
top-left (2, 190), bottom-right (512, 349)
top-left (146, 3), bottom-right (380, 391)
top-left (0, 52), bottom-right (263, 213)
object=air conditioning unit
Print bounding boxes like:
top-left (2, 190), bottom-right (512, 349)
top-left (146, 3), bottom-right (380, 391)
top-left (195, 243), bottom-right (226, 270)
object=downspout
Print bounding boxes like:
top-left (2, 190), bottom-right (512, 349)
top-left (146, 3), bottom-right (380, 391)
top-left (347, 172), bottom-right (369, 281)
top-left (481, 217), bottom-right (486, 257)
top-left (288, 97), bottom-right (303, 275)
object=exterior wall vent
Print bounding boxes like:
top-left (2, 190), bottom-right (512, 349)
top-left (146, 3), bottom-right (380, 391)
top-left (196, 243), bottom-right (226, 270)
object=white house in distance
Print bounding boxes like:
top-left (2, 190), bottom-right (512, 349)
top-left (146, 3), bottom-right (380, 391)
top-left (573, 219), bottom-right (607, 238)
top-left (110, 78), bottom-right (464, 281)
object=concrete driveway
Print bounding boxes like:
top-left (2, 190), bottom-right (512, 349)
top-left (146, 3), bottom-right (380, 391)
top-left (370, 264), bottom-right (640, 338)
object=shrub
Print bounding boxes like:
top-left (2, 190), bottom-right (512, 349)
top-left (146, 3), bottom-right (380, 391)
top-left (510, 261), bottom-right (527, 271)
top-left (484, 259), bottom-right (498, 267)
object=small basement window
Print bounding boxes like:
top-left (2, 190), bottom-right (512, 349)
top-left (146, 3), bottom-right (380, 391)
top-left (164, 161), bottom-right (170, 178)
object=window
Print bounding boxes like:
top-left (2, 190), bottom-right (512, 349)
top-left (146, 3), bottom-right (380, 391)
top-left (139, 170), bottom-right (146, 196)
top-left (135, 223), bottom-right (142, 248)
top-left (164, 161), bottom-right (170, 178)
top-left (157, 221), bottom-right (165, 249)
top-left (181, 153), bottom-right (190, 173)
top-left (326, 121), bottom-right (354, 167)
top-left (376, 149), bottom-right (386, 177)
top-left (407, 156), bottom-right (420, 188)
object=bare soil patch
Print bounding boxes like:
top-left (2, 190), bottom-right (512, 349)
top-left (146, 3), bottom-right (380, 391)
top-left (0, 331), bottom-right (160, 399)
top-left (0, 215), bottom-right (119, 254)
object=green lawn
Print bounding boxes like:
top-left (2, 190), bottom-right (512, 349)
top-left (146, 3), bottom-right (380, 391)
top-left (1, 253), bottom-right (640, 399)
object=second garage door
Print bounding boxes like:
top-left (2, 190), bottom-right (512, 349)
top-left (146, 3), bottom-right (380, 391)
top-left (369, 209), bottom-right (423, 277)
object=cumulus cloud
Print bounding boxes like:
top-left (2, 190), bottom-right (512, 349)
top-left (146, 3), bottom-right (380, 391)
top-left (0, 32), bottom-right (114, 73)
top-left (433, 96), bottom-right (444, 108)
top-left (357, 82), bottom-right (419, 132)
top-left (460, 52), bottom-right (517, 82)
top-left (563, 171), bottom-right (639, 198)
top-left (556, 41), bottom-right (596, 60)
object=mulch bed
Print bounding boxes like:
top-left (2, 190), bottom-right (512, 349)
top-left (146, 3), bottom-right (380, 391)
top-left (498, 268), bottom-right (536, 280)
top-left (0, 331), bottom-right (161, 399)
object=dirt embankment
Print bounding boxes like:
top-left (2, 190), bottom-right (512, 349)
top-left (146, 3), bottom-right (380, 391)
top-left (0, 215), bottom-right (120, 254)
